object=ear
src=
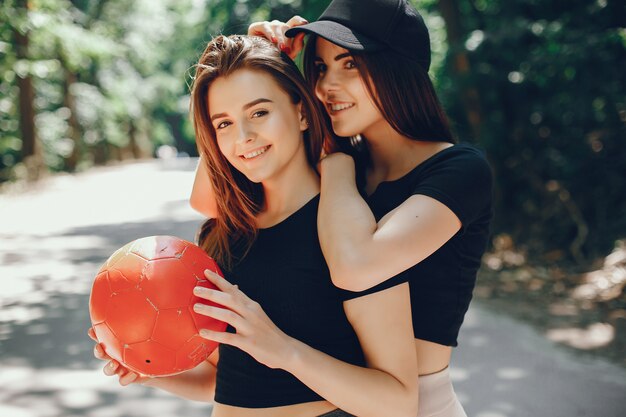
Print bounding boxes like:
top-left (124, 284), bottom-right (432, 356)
top-left (297, 102), bottom-right (308, 132)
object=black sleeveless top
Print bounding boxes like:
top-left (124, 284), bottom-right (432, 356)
top-left (356, 143), bottom-right (493, 346)
top-left (214, 195), bottom-right (366, 408)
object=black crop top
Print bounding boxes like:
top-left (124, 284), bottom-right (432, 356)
top-left (214, 195), bottom-right (366, 408)
top-left (357, 143), bottom-right (493, 346)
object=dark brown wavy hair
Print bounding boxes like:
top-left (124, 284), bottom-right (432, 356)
top-left (191, 35), bottom-right (328, 268)
top-left (302, 35), bottom-right (456, 155)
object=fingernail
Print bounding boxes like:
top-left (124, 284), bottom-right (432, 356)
top-left (271, 36), bottom-right (277, 43)
top-left (279, 43), bottom-right (286, 51)
top-left (194, 303), bottom-right (203, 311)
top-left (193, 286), bottom-right (203, 295)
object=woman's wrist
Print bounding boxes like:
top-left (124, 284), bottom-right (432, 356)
top-left (280, 336), bottom-right (306, 372)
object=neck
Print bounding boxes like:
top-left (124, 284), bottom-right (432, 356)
top-left (260, 151), bottom-right (319, 225)
top-left (363, 123), bottom-right (420, 180)
top-left (362, 121), bottom-right (453, 183)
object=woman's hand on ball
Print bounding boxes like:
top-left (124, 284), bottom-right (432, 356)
top-left (194, 270), bottom-right (296, 370)
top-left (88, 327), bottom-right (149, 386)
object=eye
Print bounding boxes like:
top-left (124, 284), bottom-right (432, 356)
top-left (345, 60), bottom-right (357, 70)
top-left (252, 110), bottom-right (268, 118)
top-left (314, 62), bottom-right (327, 74)
top-left (216, 120), bottom-right (231, 130)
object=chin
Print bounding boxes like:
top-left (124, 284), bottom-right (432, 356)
top-left (331, 124), bottom-right (360, 138)
top-left (245, 174), bottom-right (264, 184)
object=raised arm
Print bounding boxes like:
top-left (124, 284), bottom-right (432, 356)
top-left (247, 16), bottom-right (308, 60)
top-left (195, 270), bottom-right (419, 417)
top-left (189, 156), bottom-right (218, 219)
top-left (318, 153), bottom-right (462, 291)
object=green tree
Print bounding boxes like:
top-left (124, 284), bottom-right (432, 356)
top-left (435, 0), bottom-right (626, 261)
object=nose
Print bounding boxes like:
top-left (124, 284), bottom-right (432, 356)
top-left (235, 121), bottom-right (255, 145)
top-left (315, 70), bottom-right (339, 101)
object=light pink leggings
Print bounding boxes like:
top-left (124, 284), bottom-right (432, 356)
top-left (417, 367), bottom-right (467, 417)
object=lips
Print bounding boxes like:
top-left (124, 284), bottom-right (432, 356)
top-left (240, 145), bottom-right (271, 160)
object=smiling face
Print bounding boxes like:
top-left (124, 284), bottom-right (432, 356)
top-left (313, 37), bottom-right (385, 138)
top-left (208, 69), bottom-right (308, 184)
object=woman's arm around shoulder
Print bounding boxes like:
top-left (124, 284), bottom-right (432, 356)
top-left (318, 153), bottom-right (464, 291)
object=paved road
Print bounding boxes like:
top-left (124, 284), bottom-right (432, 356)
top-left (1, 159), bottom-right (624, 417)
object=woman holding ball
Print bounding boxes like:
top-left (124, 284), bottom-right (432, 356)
top-left (194, 1), bottom-right (493, 415)
top-left (91, 34), bottom-right (418, 417)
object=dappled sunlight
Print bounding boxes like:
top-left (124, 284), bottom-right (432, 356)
top-left (482, 234), bottom-right (527, 271)
top-left (546, 323), bottom-right (615, 349)
top-left (475, 411), bottom-right (510, 417)
top-left (495, 368), bottom-right (527, 380)
top-left (572, 241), bottom-right (626, 302)
top-left (0, 365), bottom-right (211, 417)
top-left (0, 161), bottom-right (210, 416)
top-left (0, 405), bottom-right (37, 417)
top-left (452, 303), bottom-right (626, 417)
top-left (476, 233), bottom-right (626, 368)
top-left (2, 161), bottom-right (625, 417)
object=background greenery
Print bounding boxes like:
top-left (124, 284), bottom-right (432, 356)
top-left (1, 0), bottom-right (624, 267)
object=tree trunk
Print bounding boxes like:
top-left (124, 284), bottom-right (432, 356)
top-left (437, 0), bottom-right (483, 141)
top-left (127, 120), bottom-right (141, 159)
top-left (14, 0), bottom-right (45, 180)
top-left (62, 66), bottom-right (82, 171)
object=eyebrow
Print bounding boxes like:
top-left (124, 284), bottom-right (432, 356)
top-left (314, 52), bottom-right (352, 62)
top-left (210, 98), bottom-right (273, 121)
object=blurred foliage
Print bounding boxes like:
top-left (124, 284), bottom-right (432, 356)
top-left (431, 0), bottom-right (626, 262)
top-left (0, 0), bottom-right (624, 264)
top-left (0, 0), bottom-right (328, 179)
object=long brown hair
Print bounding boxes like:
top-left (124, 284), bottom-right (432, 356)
top-left (191, 35), bottom-right (328, 268)
top-left (303, 35), bottom-right (456, 153)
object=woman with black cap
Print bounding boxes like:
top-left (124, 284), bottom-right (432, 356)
top-left (191, 1), bottom-right (492, 416)
top-left (251, 1), bottom-right (491, 416)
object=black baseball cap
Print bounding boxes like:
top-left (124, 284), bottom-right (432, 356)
top-left (285, 0), bottom-right (431, 71)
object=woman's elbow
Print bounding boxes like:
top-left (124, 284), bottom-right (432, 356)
top-left (189, 195), bottom-right (217, 218)
top-left (329, 256), bottom-right (373, 292)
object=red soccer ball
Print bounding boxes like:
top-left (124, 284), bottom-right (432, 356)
top-left (89, 235), bottom-right (227, 377)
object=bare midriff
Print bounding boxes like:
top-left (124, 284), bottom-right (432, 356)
top-left (415, 338), bottom-right (452, 376)
top-left (212, 400), bottom-right (336, 417)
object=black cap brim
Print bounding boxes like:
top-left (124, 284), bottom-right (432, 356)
top-left (285, 20), bottom-right (385, 52)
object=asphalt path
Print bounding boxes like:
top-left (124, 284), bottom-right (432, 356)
top-left (1, 158), bottom-right (624, 417)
